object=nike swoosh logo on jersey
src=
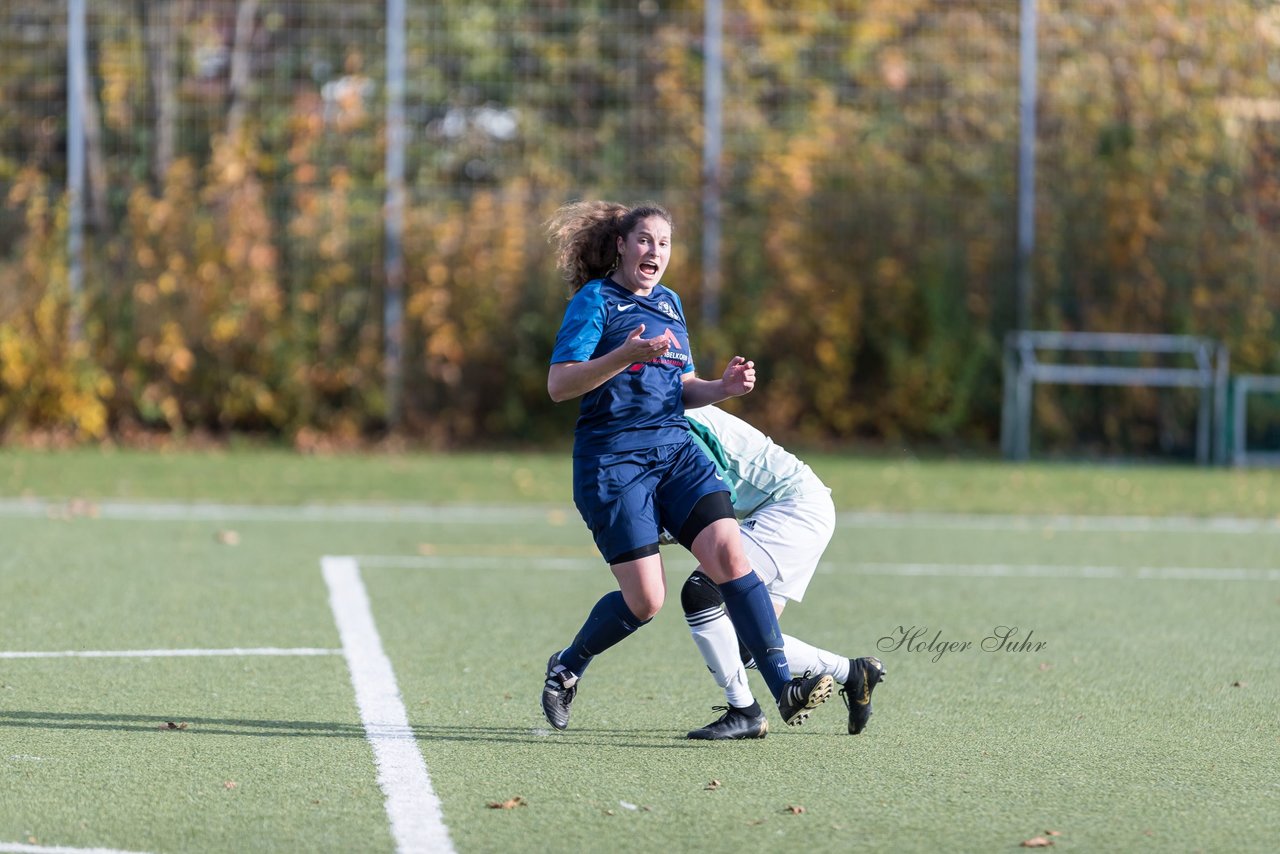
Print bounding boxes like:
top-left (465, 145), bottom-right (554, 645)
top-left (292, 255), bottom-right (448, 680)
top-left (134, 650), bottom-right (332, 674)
top-left (614, 303), bottom-right (636, 312)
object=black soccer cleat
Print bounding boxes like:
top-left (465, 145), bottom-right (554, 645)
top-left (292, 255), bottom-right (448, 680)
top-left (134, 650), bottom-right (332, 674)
top-left (839, 656), bottom-right (885, 734)
top-left (541, 653), bottom-right (578, 731)
top-left (687, 705), bottom-right (769, 740)
top-left (777, 672), bottom-right (833, 726)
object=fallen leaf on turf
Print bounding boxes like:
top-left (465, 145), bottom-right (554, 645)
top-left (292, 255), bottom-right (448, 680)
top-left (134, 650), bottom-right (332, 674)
top-left (705, 779), bottom-right (722, 791)
top-left (1039, 662), bottom-right (1053, 671)
top-left (224, 781), bottom-right (237, 790)
top-left (784, 805), bottom-right (806, 815)
top-left (67, 498), bottom-right (99, 518)
top-left (486, 796), bottom-right (526, 810)
top-left (215, 530), bottom-right (240, 545)
top-left (619, 801), bottom-right (638, 811)
top-left (1232, 680), bottom-right (1247, 687)
top-left (1021, 836), bottom-right (1053, 847)
top-left (159, 721), bottom-right (188, 730)
top-left (1045, 830), bottom-right (1061, 836)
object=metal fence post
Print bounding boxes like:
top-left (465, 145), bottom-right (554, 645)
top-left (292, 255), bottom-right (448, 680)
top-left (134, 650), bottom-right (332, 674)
top-left (1001, 333), bottom-right (1018, 460)
top-left (701, 0), bottom-right (723, 332)
top-left (1015, 0), bottom-right (1037, 331)
top-left (1213, 343), bottom-right (1230, 465)
top-left (384, 0), bottom-right (407, 429)
top-left (1196, 340), bottom-right (1211, 464)
top-left (67, 0), bottom-right (86, 346)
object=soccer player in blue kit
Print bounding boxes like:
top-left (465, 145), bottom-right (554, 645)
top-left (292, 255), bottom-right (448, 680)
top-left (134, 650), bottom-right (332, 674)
top-left (541, 200), bottom-right (832, 732)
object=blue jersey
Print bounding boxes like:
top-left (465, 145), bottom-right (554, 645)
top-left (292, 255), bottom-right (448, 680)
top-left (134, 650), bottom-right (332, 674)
top-left (551, 278), bottom-right (696, 456)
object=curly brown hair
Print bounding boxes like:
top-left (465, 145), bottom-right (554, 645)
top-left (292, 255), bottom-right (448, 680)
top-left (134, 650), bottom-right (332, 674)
top-left (546, 200), bottom-right (673, 293)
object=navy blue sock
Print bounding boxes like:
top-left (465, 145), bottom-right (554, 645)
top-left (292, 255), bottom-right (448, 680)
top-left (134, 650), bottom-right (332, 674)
top-left (719, 573), bottom-right (791, 701)
top-left (558, 590), bottom-right (648, 677)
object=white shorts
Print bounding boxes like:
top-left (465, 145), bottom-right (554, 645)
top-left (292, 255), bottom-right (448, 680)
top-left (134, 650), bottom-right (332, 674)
top-left (737, 490), bottom-right (836, 608)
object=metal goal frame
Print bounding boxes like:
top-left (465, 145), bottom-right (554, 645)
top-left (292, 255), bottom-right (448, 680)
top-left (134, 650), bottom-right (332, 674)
top-left (1000, 331), bottom-right (1230, 465)
top-left (1230, 374), bottom-right (1280, 467)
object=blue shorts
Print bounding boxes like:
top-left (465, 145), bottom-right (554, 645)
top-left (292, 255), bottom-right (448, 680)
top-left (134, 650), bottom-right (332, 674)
top-left (573, 437), bottom-right (730, 565)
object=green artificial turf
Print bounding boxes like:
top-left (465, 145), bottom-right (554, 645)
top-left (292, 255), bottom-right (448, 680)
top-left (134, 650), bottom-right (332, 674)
top-left (4, 445), bottom-right (1280, 516)
top-left (1, 450), bottom-right (1277, 852)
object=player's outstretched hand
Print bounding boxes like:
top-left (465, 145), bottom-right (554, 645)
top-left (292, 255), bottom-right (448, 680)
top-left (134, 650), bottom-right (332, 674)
top-left (617, 324), bottom-right (671, 364)
top-left (721, 356), bottom-right (756, 396)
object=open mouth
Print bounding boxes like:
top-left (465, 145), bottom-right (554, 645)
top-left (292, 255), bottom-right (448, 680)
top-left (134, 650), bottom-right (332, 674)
top-left (639, 260), bottom-right (660, 276)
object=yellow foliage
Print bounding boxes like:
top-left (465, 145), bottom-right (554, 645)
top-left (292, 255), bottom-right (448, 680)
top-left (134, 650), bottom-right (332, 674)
top-left (3, 1), bottom-right (1279, 449)
top-left (0, 169), bottom-right (112, 441)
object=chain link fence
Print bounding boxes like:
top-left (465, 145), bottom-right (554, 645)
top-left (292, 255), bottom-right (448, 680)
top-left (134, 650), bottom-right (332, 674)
top-left (2, 1), bottom-right (1278, 454)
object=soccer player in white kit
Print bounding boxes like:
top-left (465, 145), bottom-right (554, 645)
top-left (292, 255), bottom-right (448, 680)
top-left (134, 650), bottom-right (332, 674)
top-left (677, 404), bottom-right (886, 740)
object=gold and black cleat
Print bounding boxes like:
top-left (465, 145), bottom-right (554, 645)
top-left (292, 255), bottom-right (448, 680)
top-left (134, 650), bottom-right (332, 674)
top-left (777, 672), bottom-right (834, 726)
top-left (839, 656), bottom-right (885, 734)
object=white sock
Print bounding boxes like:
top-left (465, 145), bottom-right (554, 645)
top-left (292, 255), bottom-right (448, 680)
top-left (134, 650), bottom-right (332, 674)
top-left (782, 634), bottom-right (850, 683)
top-left (687, 607), bottom-right (756, 708)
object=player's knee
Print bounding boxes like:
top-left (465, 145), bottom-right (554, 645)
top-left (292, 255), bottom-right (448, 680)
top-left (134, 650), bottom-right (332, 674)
top-left (693, 528), bottom-right (752, 585)
top-left (631, 602), bottom-right (661, 622)
top-left (680, 571), bottom-right (724, 616)
top-left (624, 589), bottom-right (663, 623)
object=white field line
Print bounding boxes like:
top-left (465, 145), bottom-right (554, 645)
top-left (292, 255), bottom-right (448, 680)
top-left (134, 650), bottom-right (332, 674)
top-left (0, 844), bottom-right (152, 854)
top-left (825, 562), bottom-right (1280, 582)
top-left (356, 553), bottom-right (1280, 582)
top-left (836, 510), bottom-right (1280, 534)
top-left (0, 498), bottom-right (562, 525)
top-left (2, 497), bottom-right (1279, 534)
top-left (322, 556), bottom-right (453, 854)
top-left (358, 554), bottom-right (598, 571)
top-left (0, 647), bottom-right (339, 660)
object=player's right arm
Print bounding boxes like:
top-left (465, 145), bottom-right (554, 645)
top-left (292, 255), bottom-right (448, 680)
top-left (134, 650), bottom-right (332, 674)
top-left (548, 325), bottom-right (668, 402)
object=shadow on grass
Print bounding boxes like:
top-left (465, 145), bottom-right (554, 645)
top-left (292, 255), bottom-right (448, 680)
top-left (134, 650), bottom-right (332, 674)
top-left (0, 710), bottom-right (369, 738)
top-left (0, 711), bottom-right (738, 748)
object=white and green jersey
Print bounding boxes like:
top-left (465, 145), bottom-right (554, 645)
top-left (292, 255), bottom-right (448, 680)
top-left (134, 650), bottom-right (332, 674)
top-left (684, 404), bottom-right (828, 520)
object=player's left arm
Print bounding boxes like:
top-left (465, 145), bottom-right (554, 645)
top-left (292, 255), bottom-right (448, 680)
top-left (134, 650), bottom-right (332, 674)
top-left (681, 356), bottom-right (755, 408)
